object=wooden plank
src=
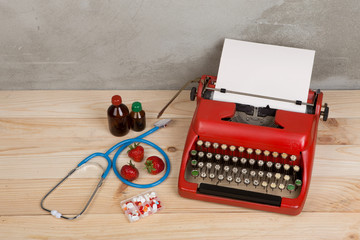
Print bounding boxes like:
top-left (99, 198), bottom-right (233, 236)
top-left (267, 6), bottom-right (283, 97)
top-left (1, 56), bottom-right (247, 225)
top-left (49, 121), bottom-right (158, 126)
top-left (0, 90), bottom-right (359, 119)
top-left (0, 90), bottom-right (196, 119)
top-left (0, 213), bottom-right (359, 240)
top-left (0, 117), bottom-right (358, 145)
top-left (0, 141), bottom-right (358, 179)
top-left (1, 176), bottom-right (359, 216)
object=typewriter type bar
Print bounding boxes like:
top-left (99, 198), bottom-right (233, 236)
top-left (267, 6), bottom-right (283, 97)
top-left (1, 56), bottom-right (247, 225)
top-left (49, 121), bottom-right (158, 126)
top-left (178, 75), bottom-right (327, 215)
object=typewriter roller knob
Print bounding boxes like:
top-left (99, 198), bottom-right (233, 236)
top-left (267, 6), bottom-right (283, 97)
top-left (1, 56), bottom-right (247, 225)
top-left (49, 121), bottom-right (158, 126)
top-left (190, 87), bottom-right (197, 101)
top-left (321, 103), bottom-right (329, 121)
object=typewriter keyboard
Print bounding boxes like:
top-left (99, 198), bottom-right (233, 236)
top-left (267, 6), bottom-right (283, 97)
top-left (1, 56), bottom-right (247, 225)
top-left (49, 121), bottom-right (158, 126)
top-left (185, 140), bottom-right (302, 199)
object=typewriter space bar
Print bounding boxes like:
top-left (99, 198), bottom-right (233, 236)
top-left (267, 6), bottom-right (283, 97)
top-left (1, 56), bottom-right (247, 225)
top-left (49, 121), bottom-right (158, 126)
top-left (197, 183), bottom-right (282, 207)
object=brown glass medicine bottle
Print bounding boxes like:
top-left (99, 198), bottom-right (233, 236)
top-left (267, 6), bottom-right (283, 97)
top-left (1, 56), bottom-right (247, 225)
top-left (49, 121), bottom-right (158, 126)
top-left (107, 95), bottom-right (130, 137)
top-left (130, 101), bottom-right (146, 132)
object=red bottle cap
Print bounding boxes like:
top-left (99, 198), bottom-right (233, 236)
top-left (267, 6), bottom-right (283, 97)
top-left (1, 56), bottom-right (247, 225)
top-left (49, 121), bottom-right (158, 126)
top-left (111, 95), bottom-right (122, 106)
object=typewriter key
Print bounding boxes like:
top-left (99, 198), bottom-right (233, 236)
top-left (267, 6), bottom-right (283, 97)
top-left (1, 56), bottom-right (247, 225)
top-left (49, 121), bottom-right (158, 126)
top-left (270, 182), bottom-right (277, 190)
top-left (278, 183), bottom-right (285, 191)
top-left (293, 165), bottom-right (300, 173)
top-left (223, 155), bottom-right (230, 162)
top-left (206, 152), bottom-right (213, 161)
top-left (198, 162), bottom-right (204, 168)
top-left (235, 177), bottom-right (242, 184)
top-left (223, 165), bottom-right (230, 172)
top-left (275, 163), bottom-right (282, 171)
top-left (244, 178), bottom-right (250, 186)
top-left (287, 184), bottom-right (295, 192)
top-left (200, 172), bottom-right (207, 179)
top-left (191, 170), bottom-right (199, 177)
top-left (214, 164), bottom-right (221, 174)
top-left (221, 144), bottom-right (227, 151)
top-left (190, 150), bottom-right (197, 157)
top-left (266, 172), bottom-right (272, 179)
top-left (209, 173), bottom-right (215, 180)
top-left (250, 170), bottom-right (256, 177)
top-left (290, 155), bottom-right (297, 161)
top-left (258, 171), bottom-right (264, 178)
top-left (226, 176), bottom-right (233, 183)
top-left (213, 142), bottom-right (219, 149)
top-left (272, 152), bottom-right (279, 158)
top-left (218, 174), bottom-right (224, 181)
top-left (253, 179), bottom-right (259, 187)
top-left (191, 159), bottom-right (198, 167)
top-left (295, 179), bottom-right (302, 187)
top-left (283, 164), bottom-right (290, 172)
top-left (232, 156), bottom-right (239, 164)
top-left (206, 162), bottom-right (212, 170)
top-left (229, 145), bottom-right (236, 153)
top-left (215, 154), bottom-right (221, 162)
top-left (247, 148), bottom-right (253, 155)
top-left (275, 173), bottom-right (281, 181)
top-left (264, 150), bottom-right (270, 157)
top-left (204, 141), bottom-right (211, 148)
top-left (198, 151), bottom-right (205, 159)
top-left (232, 167), bottom-right (238, 174)
top-left (240, 158), bottom-right (247, 165)
top-left (281, 153), bottom-right (288, 160)
top-left (238, 146), bottom-right (245, 153)
top-left (258, 160), bottom-right (264, 167)
top-left (255, 149), bottom-right (262, 156)
top-left (241, 168), bottom-right (248, 175)
top-left (284, 175), bottom-right (290, 182)
top-left (197, 140), bottom-right (203, 147)
top-left (266, 161), bottom-right (273, 171)
top-left (249, 159), bottom-right (256, 166)
top-left (261, 181), bottom-right (268, 188)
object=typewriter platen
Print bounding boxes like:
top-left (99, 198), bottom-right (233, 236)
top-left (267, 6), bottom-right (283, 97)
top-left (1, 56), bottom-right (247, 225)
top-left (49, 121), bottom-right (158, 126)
top-left (178, 75), bottom-right (329, 215)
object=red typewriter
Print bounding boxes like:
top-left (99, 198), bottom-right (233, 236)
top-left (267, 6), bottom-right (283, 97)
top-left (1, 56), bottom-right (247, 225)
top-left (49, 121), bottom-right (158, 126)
top-left (178, 75), bottom-right (329, 215)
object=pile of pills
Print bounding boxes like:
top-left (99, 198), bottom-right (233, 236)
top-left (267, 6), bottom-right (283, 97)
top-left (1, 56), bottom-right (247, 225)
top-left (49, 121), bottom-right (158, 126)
top-left (121, 191), bottom-right (163, 222)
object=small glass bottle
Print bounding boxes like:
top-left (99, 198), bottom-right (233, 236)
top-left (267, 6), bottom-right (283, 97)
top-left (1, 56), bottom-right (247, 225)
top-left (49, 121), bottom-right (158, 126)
top-left (107, 95), bottom-right (130, 137)
top-left (130, 101), bottom-right (146, 132)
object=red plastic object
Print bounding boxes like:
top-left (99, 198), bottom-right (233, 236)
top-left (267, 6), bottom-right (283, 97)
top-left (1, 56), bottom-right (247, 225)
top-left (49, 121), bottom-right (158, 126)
top-left (178, 75), bottom-right (324, 215)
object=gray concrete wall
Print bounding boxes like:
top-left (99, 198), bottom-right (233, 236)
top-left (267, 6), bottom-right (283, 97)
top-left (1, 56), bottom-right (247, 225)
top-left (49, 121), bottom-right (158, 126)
top-left (0, 0), bottom-right (359, 90)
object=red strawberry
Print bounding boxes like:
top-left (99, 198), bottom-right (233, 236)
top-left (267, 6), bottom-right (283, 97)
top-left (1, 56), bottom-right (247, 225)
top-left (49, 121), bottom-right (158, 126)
top-left (127, 143), bottom-right (144, 162)
top-left (120, 160), bottom-right (139, 181)
top-left (145, 156), bottom-right (165, 175)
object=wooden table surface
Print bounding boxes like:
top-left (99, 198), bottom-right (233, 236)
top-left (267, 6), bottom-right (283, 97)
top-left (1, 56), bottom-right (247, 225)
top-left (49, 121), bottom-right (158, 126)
top-left (0, 90), bottom-right (359, 240)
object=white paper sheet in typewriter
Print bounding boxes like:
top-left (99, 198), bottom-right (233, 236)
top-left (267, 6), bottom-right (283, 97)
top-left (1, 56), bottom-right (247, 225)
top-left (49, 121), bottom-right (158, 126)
top-left (213, 39), bottom-right (315, 113)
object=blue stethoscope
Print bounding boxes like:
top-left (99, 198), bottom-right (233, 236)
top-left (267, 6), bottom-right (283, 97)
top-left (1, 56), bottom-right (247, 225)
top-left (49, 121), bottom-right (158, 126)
top-left (41, 119), bottom-right (172, 220)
